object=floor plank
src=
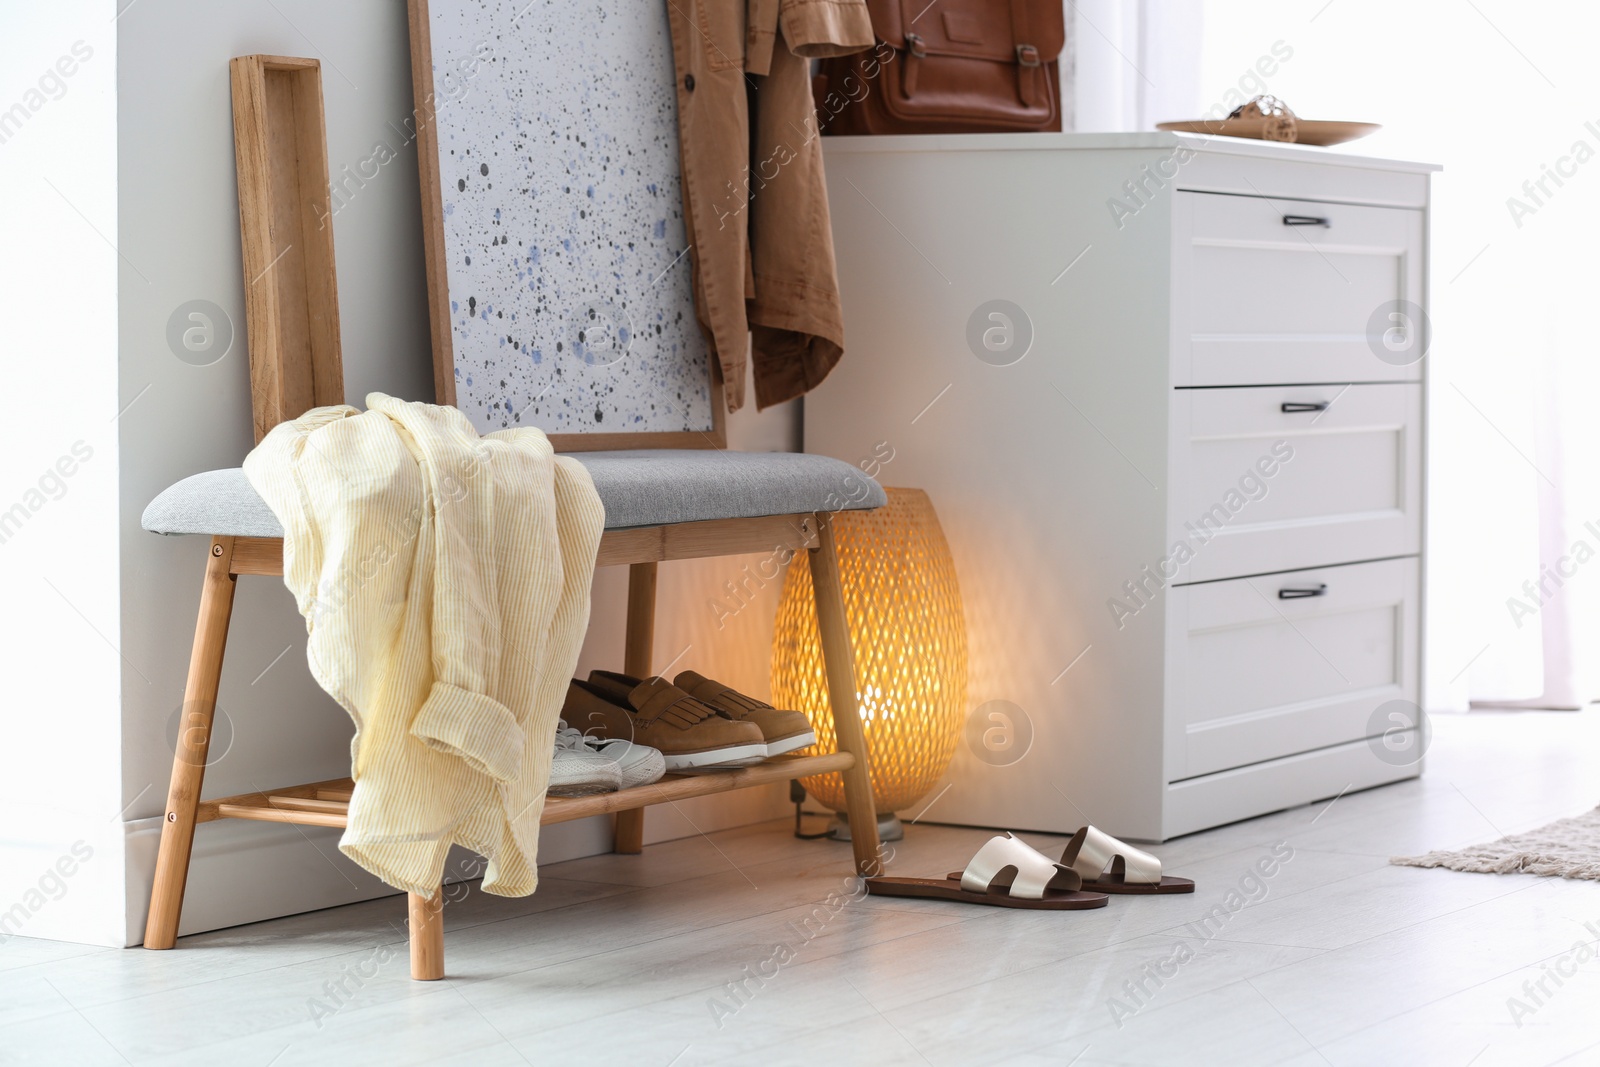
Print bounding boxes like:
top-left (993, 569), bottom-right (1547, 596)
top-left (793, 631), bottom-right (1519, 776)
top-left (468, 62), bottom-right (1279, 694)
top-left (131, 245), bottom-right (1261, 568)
top-left (1, 708), bottom-right (1596, 1065)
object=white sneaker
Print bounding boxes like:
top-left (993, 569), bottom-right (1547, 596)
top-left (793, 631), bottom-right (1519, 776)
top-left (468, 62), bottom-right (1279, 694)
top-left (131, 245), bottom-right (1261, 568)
top-left (548, 721), bottom-right (622, 797)
top-left (591, 736), bottom-right (667, 789)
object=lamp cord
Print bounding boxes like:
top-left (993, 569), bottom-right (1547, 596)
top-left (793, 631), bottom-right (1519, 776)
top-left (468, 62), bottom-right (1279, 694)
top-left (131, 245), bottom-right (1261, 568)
top-left (793, 804), bottom-right (834, 840)
top-left (790, 780), bottom-right (834, 840)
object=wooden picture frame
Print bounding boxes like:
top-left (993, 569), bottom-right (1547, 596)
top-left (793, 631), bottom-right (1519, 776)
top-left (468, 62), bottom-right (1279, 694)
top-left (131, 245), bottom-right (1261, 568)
top-left (406, 0), bottom-right (725, 452)
top-left (229, 55), bottom-right (345, 443)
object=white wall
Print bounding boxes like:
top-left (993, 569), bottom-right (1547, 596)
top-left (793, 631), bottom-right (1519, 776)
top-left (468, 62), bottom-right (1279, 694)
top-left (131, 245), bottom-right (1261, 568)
top-left (95, 0), bottom-right (793, 948)
top-left (0, 0), bottom-right (126, 950)
top-left (1072, 0), bottom-right (1203, 133)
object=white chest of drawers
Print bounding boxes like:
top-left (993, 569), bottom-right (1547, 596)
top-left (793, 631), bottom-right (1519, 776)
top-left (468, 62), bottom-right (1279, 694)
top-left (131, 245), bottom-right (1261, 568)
top-left (809, 133), bottom-right (1437, 840)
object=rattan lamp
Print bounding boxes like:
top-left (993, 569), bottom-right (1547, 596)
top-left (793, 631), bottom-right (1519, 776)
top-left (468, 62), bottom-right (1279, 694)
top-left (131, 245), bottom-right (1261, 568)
top-left (771, 487), bottom-right (967, 840)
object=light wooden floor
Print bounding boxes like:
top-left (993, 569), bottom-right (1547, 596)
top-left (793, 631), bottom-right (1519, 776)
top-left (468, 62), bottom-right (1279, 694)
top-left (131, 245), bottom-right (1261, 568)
top-left (4, 709), bottom-right (1599, 1066)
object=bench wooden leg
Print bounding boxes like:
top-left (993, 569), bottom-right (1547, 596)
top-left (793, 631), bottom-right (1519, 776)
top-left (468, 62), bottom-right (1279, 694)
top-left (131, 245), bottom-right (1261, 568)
top-left (613, 561), bottom-right (657, 854)
top-left (145, 537), bottom-right (239, 949)
top-left (408, 889), bottom-right (445, 980)
top-left (808, 515), bottom-right (883, 876)
top-left (613, 808), bottom-right (646, 854)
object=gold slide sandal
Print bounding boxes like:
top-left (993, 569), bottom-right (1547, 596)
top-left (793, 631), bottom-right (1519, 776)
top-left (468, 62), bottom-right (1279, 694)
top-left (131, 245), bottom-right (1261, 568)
top-left (946, 825), bottom-right (1194, 895)
top-left (868, 833), bottom-right (1110, 911)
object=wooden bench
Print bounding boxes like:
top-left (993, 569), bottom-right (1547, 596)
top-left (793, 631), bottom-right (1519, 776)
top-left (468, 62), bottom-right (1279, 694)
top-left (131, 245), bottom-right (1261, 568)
top-left (139, 452), bottom-right (884, 979)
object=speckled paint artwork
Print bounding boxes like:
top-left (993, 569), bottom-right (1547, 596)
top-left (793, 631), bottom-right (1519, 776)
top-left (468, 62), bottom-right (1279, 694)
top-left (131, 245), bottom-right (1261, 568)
top-left (424, 0), bottom-right (713, 436)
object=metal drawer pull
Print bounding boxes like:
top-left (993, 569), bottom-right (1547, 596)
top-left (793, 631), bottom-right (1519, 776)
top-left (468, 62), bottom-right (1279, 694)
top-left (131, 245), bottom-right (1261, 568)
top-left (1282, 214), bottom-right (1330, 227)
top-left (1278, 584), bottom-right (1328, 600)
top-left (1280, 401), bottom-right (1329, 413)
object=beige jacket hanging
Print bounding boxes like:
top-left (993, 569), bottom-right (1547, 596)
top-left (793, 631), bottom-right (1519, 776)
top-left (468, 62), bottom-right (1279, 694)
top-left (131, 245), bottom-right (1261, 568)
top-left (244, 393), bottom-right (604, 897)
top-left (667, 0), bottom-right (874, 411)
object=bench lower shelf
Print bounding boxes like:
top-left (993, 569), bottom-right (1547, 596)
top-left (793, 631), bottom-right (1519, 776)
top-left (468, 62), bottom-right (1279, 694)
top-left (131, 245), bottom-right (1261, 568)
top-left (195, 751), bottom-right (855, 830)
top-left (148, 518), bottom-right (881, 984)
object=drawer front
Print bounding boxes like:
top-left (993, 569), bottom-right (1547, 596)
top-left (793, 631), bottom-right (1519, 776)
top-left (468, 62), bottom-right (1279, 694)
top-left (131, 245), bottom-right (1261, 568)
top-left (1173, 192), bottom-right (1425, 386)
top-left (1164, 557), bottom-right (1420, 782)
top-left (1166, 382), bottom-right (1422, 584)
top-left (1179, 148), bottom-right (1431, 209)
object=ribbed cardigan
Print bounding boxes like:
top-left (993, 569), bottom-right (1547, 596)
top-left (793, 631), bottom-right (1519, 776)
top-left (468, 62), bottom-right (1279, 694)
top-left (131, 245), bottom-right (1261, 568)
top-left (244, 393), bottom-right (604, 896)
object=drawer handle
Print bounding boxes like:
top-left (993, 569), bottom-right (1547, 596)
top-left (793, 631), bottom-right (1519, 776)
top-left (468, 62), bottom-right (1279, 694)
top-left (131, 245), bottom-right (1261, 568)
top-left (1280, 401), bottom-right (1329, 413)
top-left (1278, 584), bottom-right (1328, 600)
top-left (1282, 214), bottom-right (1331, 227)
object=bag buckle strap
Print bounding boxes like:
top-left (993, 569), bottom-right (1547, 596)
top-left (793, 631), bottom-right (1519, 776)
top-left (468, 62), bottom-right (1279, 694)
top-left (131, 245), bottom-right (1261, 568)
top-left (1014, 42), bottom-right (1045, 109)
top-left (902, 33), bottom-right (927, 97)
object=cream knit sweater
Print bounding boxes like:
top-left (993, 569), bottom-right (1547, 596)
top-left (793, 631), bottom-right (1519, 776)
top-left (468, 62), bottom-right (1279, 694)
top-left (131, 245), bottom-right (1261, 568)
top-left (244, 394), bottom-right (604, 897)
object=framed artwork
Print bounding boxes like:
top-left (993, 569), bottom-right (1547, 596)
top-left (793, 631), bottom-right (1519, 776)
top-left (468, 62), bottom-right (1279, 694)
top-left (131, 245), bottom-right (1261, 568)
top-left (407, 0), bottom-right (724, 451)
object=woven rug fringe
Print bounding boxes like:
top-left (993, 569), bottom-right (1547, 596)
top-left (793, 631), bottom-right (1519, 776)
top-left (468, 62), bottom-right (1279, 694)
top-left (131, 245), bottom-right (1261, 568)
top-left (1392, 804), bottom-right (1600, 880)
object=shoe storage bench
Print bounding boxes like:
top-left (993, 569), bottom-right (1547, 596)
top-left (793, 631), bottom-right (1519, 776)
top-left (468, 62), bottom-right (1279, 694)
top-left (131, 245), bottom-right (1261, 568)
top-left (140, 455), bottom-right (887, 980)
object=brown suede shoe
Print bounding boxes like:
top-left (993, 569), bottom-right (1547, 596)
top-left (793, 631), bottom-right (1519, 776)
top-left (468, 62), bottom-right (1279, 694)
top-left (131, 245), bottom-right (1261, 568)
top-left (674, 671), bottom-right (818, 756)
top-left (565, 677), bottom-right (767, 770)
top-left (590, 670), bottom-right (818, 758)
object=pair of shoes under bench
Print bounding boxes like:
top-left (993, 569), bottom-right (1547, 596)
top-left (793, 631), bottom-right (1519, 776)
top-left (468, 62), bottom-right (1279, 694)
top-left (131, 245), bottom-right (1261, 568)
top-left (564, 676), bottom-right (764, 771)
top-left (582, 670), bottom-right (820, 769)
top-left (585, 670), bottom-right (817, 763)
top-left (547, 720), bottom-right (666, 797)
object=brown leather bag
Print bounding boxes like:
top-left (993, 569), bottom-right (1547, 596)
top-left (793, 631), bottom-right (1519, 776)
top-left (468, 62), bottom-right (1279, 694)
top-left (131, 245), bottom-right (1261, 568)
top-left (815, 0), bottom-right (1065, 135)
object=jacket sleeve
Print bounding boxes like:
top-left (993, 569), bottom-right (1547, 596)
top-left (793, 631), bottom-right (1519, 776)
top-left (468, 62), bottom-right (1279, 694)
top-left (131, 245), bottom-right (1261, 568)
top-left (779, 0), bottom-right (874, 57)
top-left (372, 394), bottom-right (531, 784)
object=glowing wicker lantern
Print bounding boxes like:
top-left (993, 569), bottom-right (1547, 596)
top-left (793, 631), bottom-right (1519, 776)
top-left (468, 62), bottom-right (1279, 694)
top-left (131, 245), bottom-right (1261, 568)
top-left (771, 487), bottom-right (967, 839)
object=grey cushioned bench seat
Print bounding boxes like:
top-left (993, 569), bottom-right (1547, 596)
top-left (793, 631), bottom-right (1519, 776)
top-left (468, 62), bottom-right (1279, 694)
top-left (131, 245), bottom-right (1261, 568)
top-left (142, 450), bottom-right (887, 537)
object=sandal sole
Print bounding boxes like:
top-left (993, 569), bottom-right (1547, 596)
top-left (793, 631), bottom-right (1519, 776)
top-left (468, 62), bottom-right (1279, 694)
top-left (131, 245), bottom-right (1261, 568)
top-left (943, 872), bottom-right (1195, 894)
top-left (867, 877), bottom-right (1109, 910)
